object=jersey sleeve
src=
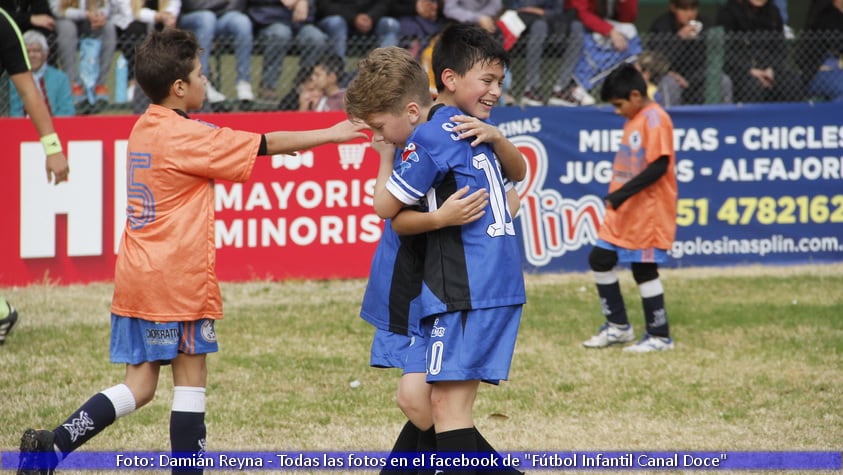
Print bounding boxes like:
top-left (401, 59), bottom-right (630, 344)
top-left (385, 140), bottom-right (444, 205)
top-left (173, 121), bottom-right (262, 183)
top-left (644, 108), bottom-right (674, 164)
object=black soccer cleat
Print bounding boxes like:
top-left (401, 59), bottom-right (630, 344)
top-left (0, 304), bottom-right (18, 345)
top-left (17, 428), bottom-right (58, 475)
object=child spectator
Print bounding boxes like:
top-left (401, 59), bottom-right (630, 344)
top-left (16, 28), bottom-right (366, 475)
top-left (9, 29), bottom-right (75, 116)
top-left (311, 52), bottom-right (345, 111)
top-left (582, 63), bottom-right (677, 353)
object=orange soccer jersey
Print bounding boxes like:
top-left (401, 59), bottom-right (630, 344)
top-left (111, 105), bottom-right (261, 322)
top-left (598, 102), bottom-right (677, 250)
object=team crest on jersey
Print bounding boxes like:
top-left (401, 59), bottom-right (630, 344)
top-left (629, 131), bottom-right (642, 151)
top-left (398, 143), bottom-right (420, 176)
top-left (201, 320), bottom-right (217, 343)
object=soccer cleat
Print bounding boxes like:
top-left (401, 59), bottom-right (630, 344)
top-left (17, 428), bottom-right (58, 475)
top-left (236, 80), bottom-right (254, 101)
top-left (0, 303), bottom-right (18, 345)
top-left (520, 88), bottom-right (544, 106)
top-left (548, 84), bottom-right (596, 107)
top-left (206, 83), bottom-right (226, 103)
top-left (582, 322), bottom-right (635, 348)
top-left (623, 334), bottom-right (674, 353)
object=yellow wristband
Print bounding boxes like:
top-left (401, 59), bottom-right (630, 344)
top-left (40, 133), bottom-right (63, 156)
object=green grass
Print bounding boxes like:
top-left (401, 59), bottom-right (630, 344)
top-left (1, 264), bottom-right (842, 474)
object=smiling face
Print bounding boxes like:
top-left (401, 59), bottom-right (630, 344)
top-left (442, 58), bottom-right (504, 120)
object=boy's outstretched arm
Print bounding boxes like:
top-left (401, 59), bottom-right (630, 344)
top-left (264, 120), bottom-right (367, 155)
top-left (450, 114), bottom-right (526, 181)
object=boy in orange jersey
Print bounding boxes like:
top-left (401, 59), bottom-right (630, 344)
top-left (16, 28), bottom-right (366, 475)
top-left (582, 63), bottom-right (678, 353)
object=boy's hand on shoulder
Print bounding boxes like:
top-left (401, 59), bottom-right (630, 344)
top-left (450, 114), bottom-right (503, 147)
top-left (435, 185), bottom-right (489, 228)
top-left (327, 120), bottom-right (369, 143)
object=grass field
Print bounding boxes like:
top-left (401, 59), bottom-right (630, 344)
top-left (1, 263), bottom-right (841, 474)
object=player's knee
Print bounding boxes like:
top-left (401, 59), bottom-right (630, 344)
top-left (589, 247), bottom-right (617, 272)
top-left (631, 262), bottom-right (659, 284)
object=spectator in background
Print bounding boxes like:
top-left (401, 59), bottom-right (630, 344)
top-left (315, 0), bottom-right (400, 61)
top-left (9, 29), bottom-right (75, 116)
top-left (717, 0), bottom-right (802, 103)
top-left (178, 0), bottom-right (254, 103)
top-left (278, 65), bottom-right (323, 110)
top-left (441, 0), bottom-right (501, 35)
top-left (508, 0), bottom-right (589, 106)
top-left (798, 0), bottom-right (843, 102)
top-left (648, 0), bottom-right (708, 104)
top-left (636, 49), bottom-right (682, 106)
top-left (246, 0), bottom-right (328, 101)
top-left (111, 0), bottom-right (181, 102)
top-left (565, 0), bottom-right (638, 52)
top-left (389, 0), bottom-right (444, 58)
top-left (311, 52), bottom-right (345, 111)
top-left (50, 0), bottom-right (118, 104)
top-left (561, 0), bottom-right (638, 106)
top-left (0, 0), bottom-right (56, 48)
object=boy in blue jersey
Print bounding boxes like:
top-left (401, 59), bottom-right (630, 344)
top-left (366, 24), bottom-right (527, 473)
top-left (346, 42), bottom-right (526, 474)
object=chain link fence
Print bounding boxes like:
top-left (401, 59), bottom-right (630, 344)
top-left (1, 28), bottom-right (840, 116)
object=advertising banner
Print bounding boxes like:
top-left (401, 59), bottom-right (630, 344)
top-left (1, 103), bottom-right (840, 286)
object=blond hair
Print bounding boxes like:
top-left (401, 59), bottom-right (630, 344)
top-left (345, 46), bottom-right (433, 123)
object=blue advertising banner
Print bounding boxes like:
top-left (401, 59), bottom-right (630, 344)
top-left (493, 102), bottom-right (843, 273)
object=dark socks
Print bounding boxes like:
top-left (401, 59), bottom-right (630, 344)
top-left (52, 393), bottom-right (116, 457)
top-left (170, 411), bottom-right (206, 474)
top-left (381, 420), bottom-right (422, 475)
top-left (643, 293), bottom-right (670, 338)
top-left (596, 281), bottom-right (629, 326)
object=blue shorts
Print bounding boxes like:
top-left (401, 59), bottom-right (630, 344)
top-left (110, 314), bottom-right (219, 365)
top-left (422, 305), bottom-right (522, 385)
top-left (369, 329), bottom-right (427, 374)
top-left (596, 239), bottom-right (669, 264)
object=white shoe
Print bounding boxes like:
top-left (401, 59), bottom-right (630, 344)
top-left (582, 322), bottom-right (635, 348)
top-left (623, 334), bottom-right (674, 352)
top-left (572, 85), bottom-right (596, 105)
top-left (206, 83), bottom-right (226, 103)
top-left (236, 80), bottom-right (254, 101)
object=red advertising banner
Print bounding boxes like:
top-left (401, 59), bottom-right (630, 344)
top-left (1, 112), bottom-right (382, 286)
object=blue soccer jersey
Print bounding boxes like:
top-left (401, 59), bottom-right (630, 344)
top-left (385, 105), bottom-right (526, 316)
top-left (361, 148), bottom-right (427, 337)
top-left (360, 219), bottom-right (426, 336)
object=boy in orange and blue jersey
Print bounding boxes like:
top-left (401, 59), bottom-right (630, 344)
top-left (582, 63), bottom-right (678, 353)
top-left (16, 28), bottom-right (366, 475)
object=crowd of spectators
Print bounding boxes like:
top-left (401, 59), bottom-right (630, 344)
top-left (1, 0), bottom-right (842, 116)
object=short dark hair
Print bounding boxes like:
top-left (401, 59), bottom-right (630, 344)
top-left (431, 23), bottom-right (509, 93)
top-left (315, 53), bottom-right (345, 78)
top-left (600, 63), bottom-right (648, 102)
top-left (135, 29), bottom-right (200, 104)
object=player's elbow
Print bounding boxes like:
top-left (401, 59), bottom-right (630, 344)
top-left (373, 193), bottom-right (402, 220)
